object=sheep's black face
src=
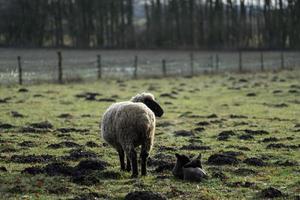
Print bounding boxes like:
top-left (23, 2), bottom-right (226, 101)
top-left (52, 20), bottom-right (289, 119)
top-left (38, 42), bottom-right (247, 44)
top-left (143, 98), bottom-right (164, 117)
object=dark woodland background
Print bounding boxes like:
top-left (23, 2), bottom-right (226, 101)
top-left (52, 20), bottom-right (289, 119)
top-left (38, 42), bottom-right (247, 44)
top-left (0, 0), bottom-right (299, 49)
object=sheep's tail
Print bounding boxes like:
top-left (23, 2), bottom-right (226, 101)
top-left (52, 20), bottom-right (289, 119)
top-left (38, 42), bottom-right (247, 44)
top-left (143, 125), bottom-right (155, 153)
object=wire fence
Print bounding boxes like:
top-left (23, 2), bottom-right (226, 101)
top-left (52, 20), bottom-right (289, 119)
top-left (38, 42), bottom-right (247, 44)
top-left (0, 49), bottom-right (299, 85)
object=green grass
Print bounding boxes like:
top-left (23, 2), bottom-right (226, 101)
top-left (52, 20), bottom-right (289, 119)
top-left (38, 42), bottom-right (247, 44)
top-left (0, 70), bottom-right (299, 199)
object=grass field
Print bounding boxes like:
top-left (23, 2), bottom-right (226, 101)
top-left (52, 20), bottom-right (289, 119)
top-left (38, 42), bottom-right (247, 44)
top-left (0, 70), bottom-right (299, 199)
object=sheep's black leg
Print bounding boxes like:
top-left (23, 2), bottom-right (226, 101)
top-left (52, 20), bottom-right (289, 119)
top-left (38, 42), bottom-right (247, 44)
top-left (126, 156), bottom-right (131, 172)
top-left (130, 149), bottom-right (138, 178)
top-left (140, 148), bottom-right (149, 176)
top-left (117, 148), bottom-right (125, 171)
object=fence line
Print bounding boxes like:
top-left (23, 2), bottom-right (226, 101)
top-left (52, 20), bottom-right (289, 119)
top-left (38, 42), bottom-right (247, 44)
top-left (0, 50), bottom-right (299, 85)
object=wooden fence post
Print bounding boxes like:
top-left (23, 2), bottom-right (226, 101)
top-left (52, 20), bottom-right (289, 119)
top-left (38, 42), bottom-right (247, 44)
top-left (260, 51), bottom-right (264, 72)
top-left (162, 59), bottom-right (166, 77)
top-left (97, 54), bottom-right (102, 79)
top-left (190, 52), bottom-right (194, 76)
top-left (210, 55), bottom-right (214, 71)
top-left (215, 54), bottom-right (219, 72)
top-left (238, 51), bottom-right (243, 72)
top-left (280, 52), bottom-right (284, 70)
top-left (57, 51), bottom-right (63, 84)
top-left (17, 56), bottom-right (22, 85)
top-left (134, 55), bottom-right (138, 79)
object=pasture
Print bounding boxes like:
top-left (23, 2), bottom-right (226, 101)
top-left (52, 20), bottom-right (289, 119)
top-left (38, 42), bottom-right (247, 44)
top-left (0, 69), bottom-right (300, 199)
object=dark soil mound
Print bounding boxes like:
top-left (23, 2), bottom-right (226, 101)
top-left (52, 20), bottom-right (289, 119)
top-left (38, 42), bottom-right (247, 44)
top-left (98, 170), bottom-right (121, 179)
top-left (234, 168), bottom-right (256, 176)
top-left (47, 141), bottom-right (81, 149)
top-left (207, 114), bottom-right (218, 118)
top-left (267, 143), bottom-right (299, 149)
top-left (217, 130), bottom-right (235, 141)
top-left (211, 171), bottom-right (227, 180)
top-left (75, 92), bottom-right (101, 101)
top-left (19, 126), bottom-right (49, 133)
top-left (18, 141), bottom-right (36, 147)
top-left (195, 121), bottom-right (210, 126)
top-left (18, 88), bottom-right (29, 92)
top-left (33, 94), bottom-right (44, 98)
top-left (0, 123), bottom-right (14, 129)
top-left (227, 181), bottom-right (255, 188)
top-left (261, 137), bottom-right (279, 143)
top-left (124, 191), bottom-right (167, 200)
top-left (0, 147), bottom-right (17, 153)
top-left (238, 134), bottom-right (254, 140)
top-left (194, 127), bottom-right (205, 132)
top-left (243, 129), bottom-right (269, 135)
top-left (29, 121), bottom-right (53, 129)
top-left (56, 128), bottom-right (89, 133)
top-left (274, 160), bottom-right (298, 166)
top-left (156, 121), bottom-right (174, 128)
top-left (273, 90), bottom-right (283, 94)
top-left (174, 130), bottom-right (194, 137)
top-left (11, 154), bottom-right (54, 163)
top-left (246, 93), bottom-right (256, 97)
top-left (188, 137), bottom-right (203, 143)
top-left (147, 153), bottom-right (173, 168)
top-left (222, 151), bottom-right (244, 157)
top-left (244, 157), bottom-right (266, 166)
top-left (72, 192), bottom-right (105, 200)
top-left (11, 111), bottom-right (24, 118)
top-left (57, 113), bottom-right (73, 119)
top-left (160, 93), bottom-right (177, 99)
top-left (208, 154), bottom-right (239, 165)
top-left (72, 172), bottom-right (102, 186)
top-left (226, 145), bottom-right (250, 151)
top-left (85, 141), bottom-right (99, 148)
top-left (180, 144), bottom-right (211, 150)
top-left (0, 166), bottom-right (7, 172)
top-left (0, 97), bottom-right (11, 104)
top-left (44, 162), bottom-right (74, 176)
top-left (158, 146), bottom-right (177, 151)
top-left (63, 148), bottom-right (97, 161)
top-left (155, 163), bottom-right (174, 173)
top-left (75, 159), bottom-right (108, 171)
top-left (21, 166), bottom-right (44, 175)
top-left (274, 103), bottom-right (288, 108)
top-left (229, 114), bottom-right (248, 119)
top-left (260, 187), bottom-right (283, 198)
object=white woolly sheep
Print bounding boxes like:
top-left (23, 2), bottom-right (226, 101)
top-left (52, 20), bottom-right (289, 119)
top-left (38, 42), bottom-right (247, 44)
top-left (101, 92), bottom-right (164, 177)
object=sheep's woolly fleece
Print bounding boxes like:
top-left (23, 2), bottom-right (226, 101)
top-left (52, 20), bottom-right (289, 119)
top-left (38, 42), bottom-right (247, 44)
top-left (101, 93), bottom-right (156, 153)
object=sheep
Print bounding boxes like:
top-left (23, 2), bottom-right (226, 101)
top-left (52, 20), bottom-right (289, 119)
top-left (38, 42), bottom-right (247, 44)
top-left (173, 153), bottom-right (208, 182)
top-left (101, 92), bottom-right (164, 178)
top-left (172, 154), bottom-right (190, 179)
top-left (183, 154), bottom-right (208, 182)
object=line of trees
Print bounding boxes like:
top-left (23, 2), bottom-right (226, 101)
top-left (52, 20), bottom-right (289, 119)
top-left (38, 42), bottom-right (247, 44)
top-left (0, 0), bottom-right (135, 48)
top-left (0, 0), bottom-right (300, 49)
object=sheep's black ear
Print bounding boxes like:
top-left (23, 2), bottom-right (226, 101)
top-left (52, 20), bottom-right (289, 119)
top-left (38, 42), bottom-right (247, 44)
top-left (184, 154), bottom-right (203, 168)
top-left (197, 154), bottom-right (202, 160)
top-left (144, 99), bottom-right (164, 117)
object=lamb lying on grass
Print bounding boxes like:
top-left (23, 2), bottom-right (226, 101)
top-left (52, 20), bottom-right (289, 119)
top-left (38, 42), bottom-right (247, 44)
top-left (173, 153), bottom-right (208, 182)
top-left (101, 92), bottom-right (164, 178)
